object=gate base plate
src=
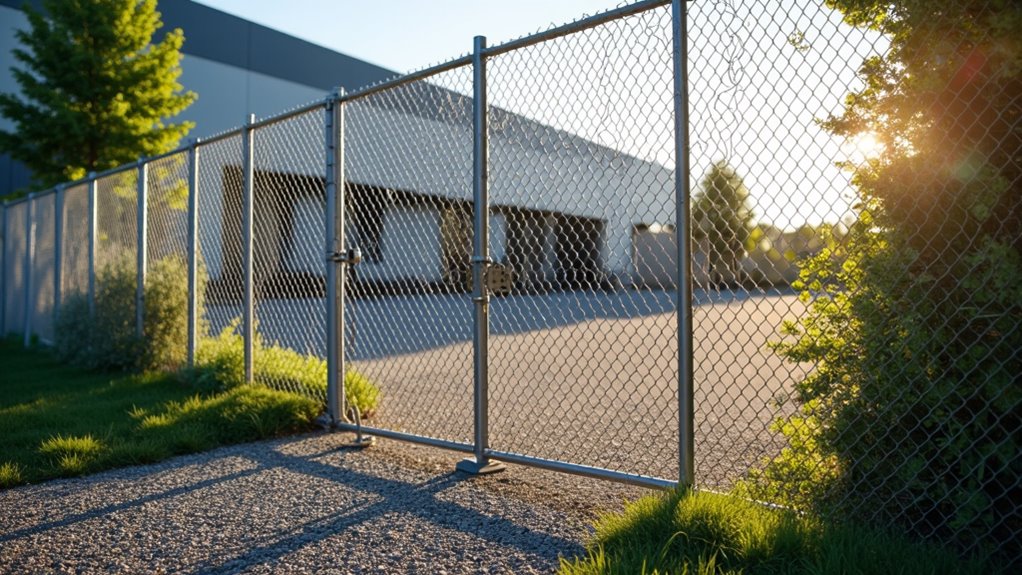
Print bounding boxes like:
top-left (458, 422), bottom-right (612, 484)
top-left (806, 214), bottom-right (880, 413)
top-left (456, 457), bottom-right (506, 475)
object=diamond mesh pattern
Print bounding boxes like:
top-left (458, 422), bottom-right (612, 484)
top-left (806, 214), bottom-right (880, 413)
top-left (196, 135), bottom-right (245, 344)
top-left (145, 152), bottom-right (190, 268)
top-left (344, 65), bottom-right (475, 445)
top-left (250, 110), bottom-right (328, 402)
top-left (2, 0), bottom-right (1017, 562)
top-left (60, 184), bottom-right (90, 299)
top-left (94, 169), bottom-right (139, 316)
top-left (3, 202), bottom-right (27, 335)
top-left (30, 192), bottom-right (56, 343)
top-left (487, 5), bottom-right (679, 480)
top-left (683, 0), bottom-right (887, 489)
top-left (689, 0), bottom-right (1019, 562)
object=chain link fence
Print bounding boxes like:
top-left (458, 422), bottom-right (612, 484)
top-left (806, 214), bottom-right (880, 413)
top-left (1, 0), bottom-right (1017, 563)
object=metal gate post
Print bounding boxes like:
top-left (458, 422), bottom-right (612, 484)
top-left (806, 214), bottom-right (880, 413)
top-left (87, 174), bottom-right (97, 319)
top-left (672, 0), bottom-right (695, 489)
top-left (187, 139), bottom-right (200, 368)
top-left (326, 90), bottom-right (346, 426)
top-left (136, 161), bottom-right (148, 338)
top-left (457, 35), bottom-right (505, 475)
top-left (54, 185), bottom-right (64, 318)
top-left (23, 193), bottom-right (36, 347)
top-left (243, 114), bottom-right (255, 384)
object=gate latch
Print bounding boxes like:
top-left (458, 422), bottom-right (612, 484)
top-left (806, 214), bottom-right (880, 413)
top-left (328, 246), bottom-right (362, 265)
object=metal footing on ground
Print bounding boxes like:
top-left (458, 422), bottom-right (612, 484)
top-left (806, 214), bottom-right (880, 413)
top-left (341, 404), bottom-right (375, 449)
top-left (455, 457), bottom-right (506, 475)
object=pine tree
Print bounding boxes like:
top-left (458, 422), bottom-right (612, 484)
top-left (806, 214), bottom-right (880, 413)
top-left (0, 0), bottom-right (196, 193)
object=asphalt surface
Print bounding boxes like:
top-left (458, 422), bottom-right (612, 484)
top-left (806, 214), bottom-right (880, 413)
top-left (206, 289), bottom-right (810, 487)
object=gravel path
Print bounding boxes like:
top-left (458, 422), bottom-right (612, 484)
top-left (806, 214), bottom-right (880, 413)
top-left (0, 432), bottom-right (649, 574)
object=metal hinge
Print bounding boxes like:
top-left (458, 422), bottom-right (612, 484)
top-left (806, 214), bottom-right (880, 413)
top-left (486, 263), bottom-right (513, 295)
top-left (328, 246), bottom-right (362, 265)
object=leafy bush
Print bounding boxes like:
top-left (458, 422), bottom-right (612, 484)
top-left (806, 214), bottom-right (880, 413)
top-left (743, 171), bottom-right (1021, 560)
top-left (739, 0), bottom-right (1022, 563)
top-left (55, 255), bottom-right (205, 373)
top-left (183, 318), bottom-right (380, 418)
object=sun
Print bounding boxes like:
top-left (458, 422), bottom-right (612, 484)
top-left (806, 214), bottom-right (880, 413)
top-left (852, 132), bottom-right (884, 160)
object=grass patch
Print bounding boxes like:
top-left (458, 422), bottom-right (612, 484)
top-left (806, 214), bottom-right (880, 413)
top-left (186, 320), bottom-right (380, 418)
top-left (0, 338), bottom-right (319, 488)
top-left (559, 489), bottom-right (996, 575)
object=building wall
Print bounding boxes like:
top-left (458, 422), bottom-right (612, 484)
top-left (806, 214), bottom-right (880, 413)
top-left (1, 1), bottom-right (678, 293)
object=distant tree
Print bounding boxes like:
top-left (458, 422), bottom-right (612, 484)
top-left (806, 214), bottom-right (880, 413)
top-left (692, 160), bottom-right (754, 286)
top-left (0, 0), bottom-right (196, 193)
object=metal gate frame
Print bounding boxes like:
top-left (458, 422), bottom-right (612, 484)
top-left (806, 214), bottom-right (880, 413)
top-left (324, 0), bottom-right (692, 490)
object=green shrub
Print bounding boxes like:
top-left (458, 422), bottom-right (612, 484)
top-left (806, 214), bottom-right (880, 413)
top-left (745, 201), bottom-right (1021, 559)
top-left (55, 254), bottom-right (206, 373)
top-left (183, 318), bottom-right (380, 418)
top-left (741, 1), bottom-right (1022, 563)
top-left (56, 256), bottom-right (139, 370)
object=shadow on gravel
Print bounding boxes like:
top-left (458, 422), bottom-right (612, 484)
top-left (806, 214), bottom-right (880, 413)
top-left (178, 445), bottom-right (581, 574)
top-left (0, 438), bottom-right (579, 573)
top-left (0, 465), bottom-right (265, 545)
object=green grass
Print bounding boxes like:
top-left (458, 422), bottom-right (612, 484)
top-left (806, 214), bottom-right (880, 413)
top-left (559, 489), bottom-right (996, 575)
top-left (0, 338), bottom-right (319, 488)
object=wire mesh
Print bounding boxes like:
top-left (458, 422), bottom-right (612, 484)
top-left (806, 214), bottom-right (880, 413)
top-left (689, 0), bottom-right (1020, 563)
top-left (30, 192), bottom-right (56, 343)
top-left (3, 201), bottom-right (26, 335)
top-left (343, 64), bottom-right (475, 444)
top-left (4, 0), bottom-right (1017, 563)
top-left (60, 184), bottom-right (90, 299)
top-left (250, 109), bottom-right (328, 403)
top-left (486, 4), bottom-right (678, 480)
top-left (196, 135), bottom-right (245, 347)
top-left (94, 169), bottom-right (139, 309)
top-left (683, 0), bottom-right (866, 491)
top-left (146, 152), bottom-right (190, 268)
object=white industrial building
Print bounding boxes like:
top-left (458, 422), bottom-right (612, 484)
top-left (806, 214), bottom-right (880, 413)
top-left (1, 0), bottom-right (679, 306)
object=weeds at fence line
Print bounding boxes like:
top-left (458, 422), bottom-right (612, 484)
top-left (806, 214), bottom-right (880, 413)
top-left (182, 318), bottom-right (379, 418)
top-left (558, 489), bottom-right (998, 575)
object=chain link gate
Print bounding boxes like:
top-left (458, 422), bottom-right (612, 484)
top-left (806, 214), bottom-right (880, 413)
top-left (324, 0), bottom-right (690, 489)
top-left (3, 0), bottom-right (1018, 563)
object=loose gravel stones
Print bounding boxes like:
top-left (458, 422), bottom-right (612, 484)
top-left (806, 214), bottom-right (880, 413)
top-left (0, 432), bottom-right (650, 574)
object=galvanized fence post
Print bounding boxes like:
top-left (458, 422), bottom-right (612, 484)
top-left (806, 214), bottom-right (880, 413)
top-left (243, 114), bottom-right (255, 384)
top-left (23, 193), bottom-right (36, 347)
top-left (672, 0), bottom-right (695, 489)
top-left (53, 185), bottom-right (65, 319)
top-left (457, 35), bottom-right (505, 475)
top-left (136, 161), bottom-right (148, 338)
top-left (326, 91), bottom-right (347, 426)
top-left (87, 174), bottom-right (97, 319)
top-left (187, 139), bottom-right (200, 368)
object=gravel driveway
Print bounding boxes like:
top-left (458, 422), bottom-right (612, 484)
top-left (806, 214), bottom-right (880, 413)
top-left (0, 433), bottom-right (648, 575)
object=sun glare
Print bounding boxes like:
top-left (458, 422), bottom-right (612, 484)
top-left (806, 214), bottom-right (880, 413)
top-left (852, 132), bottom-right (884, 159)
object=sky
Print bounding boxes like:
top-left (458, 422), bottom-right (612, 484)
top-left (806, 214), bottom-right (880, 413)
top-left (193, 0), bottom-right (629, 75)
top-left (192, 1), bottom-right (889, 231)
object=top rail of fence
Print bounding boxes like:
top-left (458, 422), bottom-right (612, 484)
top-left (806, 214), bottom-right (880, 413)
top-left (337, 0), bottom-right (671, 103)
